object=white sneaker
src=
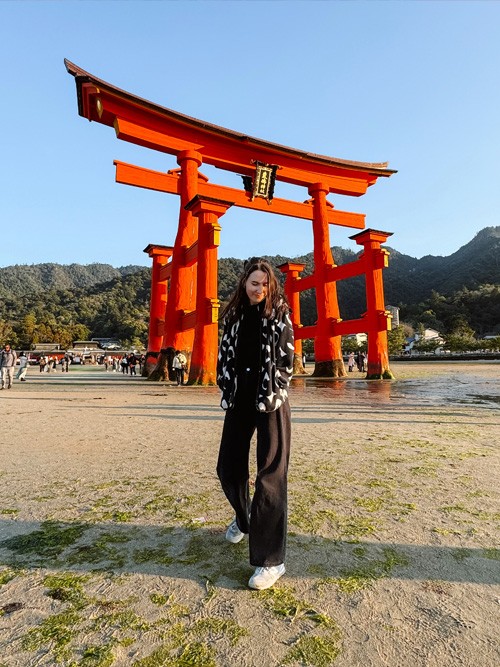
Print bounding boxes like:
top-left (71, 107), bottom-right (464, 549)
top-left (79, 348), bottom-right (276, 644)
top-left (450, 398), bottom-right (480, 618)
top-left (248, 564), bottom-right (286, 590)
top-left (225, 519), bottom-right (245, 544)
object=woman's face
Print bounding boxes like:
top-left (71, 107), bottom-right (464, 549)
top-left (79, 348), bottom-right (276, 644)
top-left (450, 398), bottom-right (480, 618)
top-left (245, 269), bottom-right (269, 306)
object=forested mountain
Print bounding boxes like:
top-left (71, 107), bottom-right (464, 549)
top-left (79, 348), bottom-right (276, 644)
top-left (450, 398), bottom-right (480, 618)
top-left (0, 263), bottom-right (143, 300)
top-left (383, 226), bottom-right (500, 304)
top-left (0, 227), bottom-right (499, 348)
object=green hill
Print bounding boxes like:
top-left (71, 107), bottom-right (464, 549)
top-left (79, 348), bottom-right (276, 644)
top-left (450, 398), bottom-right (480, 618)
top-left (0, 227), bottom-right (498, 348)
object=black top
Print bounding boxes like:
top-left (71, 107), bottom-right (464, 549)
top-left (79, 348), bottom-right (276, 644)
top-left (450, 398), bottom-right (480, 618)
top-left (236, 301), bottom-right (263, 374)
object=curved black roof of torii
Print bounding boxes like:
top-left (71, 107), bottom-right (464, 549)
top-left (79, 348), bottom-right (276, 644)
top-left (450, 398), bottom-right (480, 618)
top-left (65, 59), bottom-right (397, 180)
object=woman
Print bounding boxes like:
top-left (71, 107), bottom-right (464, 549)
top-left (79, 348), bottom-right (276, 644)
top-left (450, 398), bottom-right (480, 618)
top-left (216, 258), bottom-right (294, 590)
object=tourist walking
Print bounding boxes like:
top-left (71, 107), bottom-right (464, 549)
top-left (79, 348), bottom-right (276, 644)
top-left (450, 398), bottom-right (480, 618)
top-left (1, 344), bottom-right (17, 390)
top-left (172, 350), bottom-right (187, 385)
top-left (128, 353), bottom-right (137, 376)
top-left (356, 351), bottom-right (365, 372)
top-left (62, 354), bottom-right (70, 372)
top-left (347, 351), bottom-right (355, 372)
top-left (16, 351), bottom-right (29, 382)
top-left (120, 355), bottom-right (128, 374)
top-left (216, 258), bottom-right (294, 590)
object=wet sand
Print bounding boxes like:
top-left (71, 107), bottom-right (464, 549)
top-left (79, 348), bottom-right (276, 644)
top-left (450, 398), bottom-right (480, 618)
top-left (0, 362), bottom-right (498, 666)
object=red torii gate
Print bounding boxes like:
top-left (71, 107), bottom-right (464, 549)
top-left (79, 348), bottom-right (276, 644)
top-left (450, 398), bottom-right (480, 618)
top-left (65, 60), bottom-right (397, 383)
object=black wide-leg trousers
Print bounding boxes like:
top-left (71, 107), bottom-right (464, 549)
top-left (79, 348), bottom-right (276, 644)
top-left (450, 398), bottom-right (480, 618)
top-left (216, 395), bottom-right (291, 567)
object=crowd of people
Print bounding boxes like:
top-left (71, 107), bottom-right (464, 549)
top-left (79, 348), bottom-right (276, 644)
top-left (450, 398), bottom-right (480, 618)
top-left (0, 347), bottom-right (151, 384)
top-left (1, 343), bottom-right (370, 389)
top-left (347, 350), bottom-right (367, 372)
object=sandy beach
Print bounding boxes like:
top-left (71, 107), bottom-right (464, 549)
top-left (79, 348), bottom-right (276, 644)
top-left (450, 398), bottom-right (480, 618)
top-left (0, 361), bottom-right (498, 666)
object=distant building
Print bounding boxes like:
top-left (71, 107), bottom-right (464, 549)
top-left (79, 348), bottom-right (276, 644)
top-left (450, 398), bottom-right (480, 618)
top-left (32, 343), bottom-right (61, 351)
top-left (418, 328), bottom-right (444, 343)
top-left (72, 340), bottom-right (101, 351)
top-left (344, 333), bottom-right (367, 346)
top-left (404, 328), bottom-right (444, 353)
top-left (91, 337), bottom-right (122, 349)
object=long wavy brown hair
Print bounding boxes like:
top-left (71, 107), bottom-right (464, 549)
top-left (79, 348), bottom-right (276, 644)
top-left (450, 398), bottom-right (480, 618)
top-left (220, 257), bottom-right (288, 324)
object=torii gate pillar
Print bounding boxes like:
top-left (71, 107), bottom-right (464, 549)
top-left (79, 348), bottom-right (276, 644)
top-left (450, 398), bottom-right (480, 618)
top-left (309, 182), bottom-right (346, 378)
top-left (279, 262), bottom-right (307, 375)
top-left (143, 244), bottom-right (173, 374)
top-left (351, 229), bottom-right (394, 379)
top-left (185, 195), bottom-right (232, 385)
top-left (148, 150), bottom-right (202, 381)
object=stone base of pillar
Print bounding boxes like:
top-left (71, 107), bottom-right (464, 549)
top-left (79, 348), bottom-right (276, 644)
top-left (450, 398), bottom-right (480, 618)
top-left (148, 347), bottom-right (175, 381)
top-left (142, 352), bottom-right (158, 377)
top-left (187, 375), bottom-right (217, 386)
top-left (366, 364), bottom-right (395, 380)
top-left (293, 353), bottom-right (307, 375)
top-left (312, 359), bottom-right (347, 378)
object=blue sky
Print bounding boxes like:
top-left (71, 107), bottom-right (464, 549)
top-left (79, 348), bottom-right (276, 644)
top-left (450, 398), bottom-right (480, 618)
top-left (1, 0), bottom-right (499, 268)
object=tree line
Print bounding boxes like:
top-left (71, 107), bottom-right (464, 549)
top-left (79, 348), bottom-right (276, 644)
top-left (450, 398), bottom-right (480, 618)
top-left (0, 226), bottom-right (499, 353)
top-left (0, 268), bottom-right (498, 355)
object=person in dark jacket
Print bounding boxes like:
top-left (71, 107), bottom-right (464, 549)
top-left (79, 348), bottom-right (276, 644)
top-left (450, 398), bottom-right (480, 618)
top-left (216, 258), bottom-right (294, 590)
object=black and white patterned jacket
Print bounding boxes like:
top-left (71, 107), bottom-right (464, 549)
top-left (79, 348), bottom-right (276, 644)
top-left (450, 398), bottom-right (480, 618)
top-left (217, 305), bottom-right (294, 412)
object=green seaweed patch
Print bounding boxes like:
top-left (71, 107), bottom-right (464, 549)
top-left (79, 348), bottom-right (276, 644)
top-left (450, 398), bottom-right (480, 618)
top-left (66, 531), bottom-right (130, 569)
top-left (0, 508), bottom-right (19, 515)
top-left (133, 640), bottom-right (216, 667)
top-left (0, 521), bottom-right (89, 562)
top-left (191, 617), bottom-right (249, 646)
top-left (281, 632), bottom-right (342, 667)
top-left (483, 548), bottom-right (500, 560)
top-left (43, 572), bottom-right (91, 609)
top-left (391, 502), bottom-right (417, 518)
top-left (290, 501), bottom-right (378, 538)
top-left (440, 505), bottom-right (500, 521)
top-left (92, 481), bottom-right (123, 490)
top-left (0, 567), bottom-right (20, 586)
top-left (365, 478), bottom-right (394, 490)
top-left (466, 489), bottom-right (489, 498)
top-left (99, 510), bottom-right (134, 523)
top-left (336, 515), bottom-right (378, 538)
top-left (179, 532), bottom-right (221, 565)
top-left (149, 593), bottom-right (189, 617)
top-left (321, 547), bottom-right (409, 594)
top-left (92, 495), bottom-right (114, 508)
top-left (455, 449), bottom-right (490, 460)
top-left (432, 527), bottom-right (462, 536)
top-left (175, 532), bottom-right (249, 585)
top-left (258, 586), bottom-right (333, 626)
top-left (133, 546), bottom-right (175, 567)
top-left (410, 465), bottom-right (438, 477)
top-left (90, 608), bottom-right (150, 633)
top-left (21, 609), bottom-right (81, 663)
top-left (352, 546), bottom-right (367, 559)
top-left (142, 491), bottom-right (212, 525)
top-left (451, 548), bottom-right (473, 562)
top-left (354, 497), bottom-right (385, 512)
top-left (80, 642), bottom-right (116, 667)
